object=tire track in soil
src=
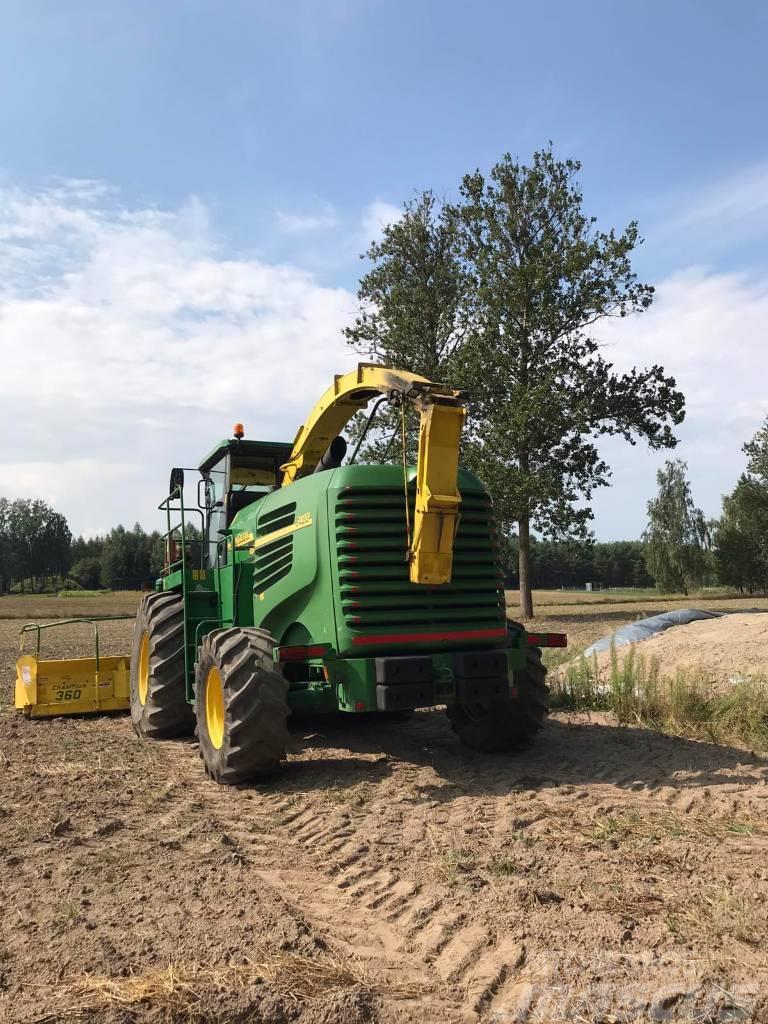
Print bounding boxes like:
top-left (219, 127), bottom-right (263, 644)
top-left (165, 742), bottom-right (541, 1022)
top-left (157, 711), bottom-right (768, 1023)
top-left (166, 749), bottom-right (463, 1022)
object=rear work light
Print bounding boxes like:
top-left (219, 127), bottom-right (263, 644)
top-left (525, 633), bottom-right (567, 648)
top-left (274, 644), bottom-right (331, 663)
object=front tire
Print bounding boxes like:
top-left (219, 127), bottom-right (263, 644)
top-left (130, 591), bottom-right (195, 739)
top-left (446, 643), bottom-right (548, 753)
top-left (195, 627), bottom-right (290, 784)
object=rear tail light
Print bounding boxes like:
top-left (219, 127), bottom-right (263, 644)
top-left (274, 644), bottom-right (330, 662)
top-left (526, 633), bottom-right (567, 648)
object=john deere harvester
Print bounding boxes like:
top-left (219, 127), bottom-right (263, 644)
top-left (130, 365), bottom-right (565, 783)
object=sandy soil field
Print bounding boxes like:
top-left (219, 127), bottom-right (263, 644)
top-left (2, 611), bottom-right (768, 1022)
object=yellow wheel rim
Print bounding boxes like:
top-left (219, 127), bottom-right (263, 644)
top-left (138, 631), bottom-right (150, 706)
top-left (205, 666), bottom-right (225, 750)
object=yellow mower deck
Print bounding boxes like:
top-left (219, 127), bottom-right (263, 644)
top-left (14, 617), bottom-right (133, 719)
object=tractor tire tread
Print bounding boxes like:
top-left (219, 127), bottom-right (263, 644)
top-left (130, 591), bottom-right (195, 740)
top-left (446, 643), bottom-right (549, 753)
top-left (194, 627), bottom-right (289, 785)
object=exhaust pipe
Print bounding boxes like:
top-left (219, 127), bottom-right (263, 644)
top-left (314, 435), bottom-right (347, 473)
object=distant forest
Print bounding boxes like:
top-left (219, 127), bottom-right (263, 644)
top-left (502, 537), bottom-right (655, 590)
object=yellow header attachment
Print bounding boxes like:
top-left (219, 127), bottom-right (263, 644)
top-left (281, 363), bottom-right (467, 585)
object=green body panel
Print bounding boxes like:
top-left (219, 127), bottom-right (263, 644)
top-left (236, 473), bottom-right (334, 647)
top-left (159, 458), bottom-right (511, 713)
top-left (225, 464), bottom-right (506, 657)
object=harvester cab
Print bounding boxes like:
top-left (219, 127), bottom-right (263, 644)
top-left (195, 437), bottom-right (294, 567)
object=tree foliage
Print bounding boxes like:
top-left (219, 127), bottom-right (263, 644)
top-left (69, 556), bottom-right (103, 590)
top-left (346, 147), bottom-right (685, 616)
top-left (344, 190), bottom-right (467, 464)
top-left (714, 419), bottom-right (768, 592)
top-left (643, 460), bottom-right (708, 594)
top-left (503, 537), bottom-right (654, 589)
top-left (0, 498), bottom-right (71, 592)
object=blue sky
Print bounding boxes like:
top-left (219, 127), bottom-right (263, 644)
top-left (1, 0), bottom-right (767, 540)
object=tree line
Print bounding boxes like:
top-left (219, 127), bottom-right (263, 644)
top-left (0, 511), bottom-right (178, 593)
top-left (504, 538), bottom-right (654, 590)
top-left (0, 498), bottom-right (657, 593)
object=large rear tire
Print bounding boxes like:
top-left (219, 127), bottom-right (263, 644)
top-left (446, 638), bottom-right (548, 753)
top-left (130, 591), bottom-right (195, 739)
top-left (195, 627), bottom-right (290, 785)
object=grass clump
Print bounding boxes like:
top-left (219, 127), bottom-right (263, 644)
top-left (486, 855), bottom-right (519, 877)
top-left (551, 643), bottom-right (768, 750)
top-left (431, 846), bottom-right (476, 885)
top-left (427, 828), bottom-right (476, 885)
top-left (550, 651), bottom-right (610, 711)
top-left (582, 809), bottom-right (763, 845)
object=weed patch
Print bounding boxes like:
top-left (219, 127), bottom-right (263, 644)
top-left (551, 645), bottom-right (768, 749)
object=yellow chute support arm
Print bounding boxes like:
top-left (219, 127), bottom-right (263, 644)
top-left (280, 363), bottom-right (467, 585)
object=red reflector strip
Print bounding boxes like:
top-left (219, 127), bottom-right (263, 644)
top-left (526, 633), bottom-right (567, 648)
top-left (276, 644), bottom-right (330, 662)
top-left (352, 627), bottom-right (507, 647)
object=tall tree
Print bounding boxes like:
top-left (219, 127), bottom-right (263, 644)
top-left (714, 417), bottom-right (768, 592)
top-left (3, 498), bottom-right (71, 592)
top-left (0, 498), bottom-right (11, 593)
top-left (344, 190), bottom-right (468, 463)
top-left (643, 459), bottom-right (708, 594)
top-left (454, 148), bottom-right (684, 617)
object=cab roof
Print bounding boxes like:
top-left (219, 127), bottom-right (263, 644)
top-left (198, 438), bottom-right (294, 474)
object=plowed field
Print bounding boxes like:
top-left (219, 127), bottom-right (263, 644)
top-left (2, 612), bottom-right (768, 1023)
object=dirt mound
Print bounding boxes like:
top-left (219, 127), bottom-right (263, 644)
top-left (576, 612), bottom-right (768, 683)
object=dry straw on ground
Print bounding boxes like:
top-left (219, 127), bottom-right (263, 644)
top-left (31, 952), bottom-right (372, 1023)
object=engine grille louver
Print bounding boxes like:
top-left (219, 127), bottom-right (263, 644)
top-left (334, 486), bottom-right (506, 638)
top-left (253, 503), bottom-right (296, 592)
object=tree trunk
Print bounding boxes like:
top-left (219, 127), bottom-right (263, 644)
top-left (518, 514), bottom-right (534, 619)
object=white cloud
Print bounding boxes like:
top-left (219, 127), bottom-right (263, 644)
top-left (601, 267), bottom-right (768, 427)
top-left (2, 179), bottom-right (765, 543)
top-left (275, 202), bottom-right (338, 233)
top-left (590, 267), bottom-right (768, 537)
top-left (361, 199), bottom-right (401, 242)
top-left (0, 181), bottom-right (357, 536)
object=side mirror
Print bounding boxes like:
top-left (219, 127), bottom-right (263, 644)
top-left (169, 467), bottom-right (185, 495)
